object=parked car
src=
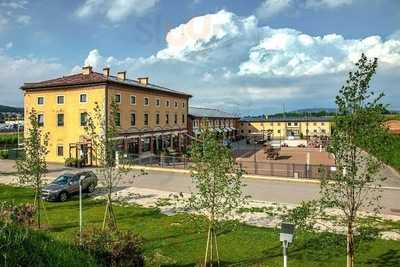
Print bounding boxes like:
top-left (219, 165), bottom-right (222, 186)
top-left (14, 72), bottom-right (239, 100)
top-left (42, 171), bottom-right (98, 202)
top-left (298, 144), bottom-right (306, 148)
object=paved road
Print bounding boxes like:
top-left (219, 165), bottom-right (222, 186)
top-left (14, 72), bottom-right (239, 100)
top-left (1, 159), bottom-right (399, 216)
top-left (127, 170), bottom-right (400, 216)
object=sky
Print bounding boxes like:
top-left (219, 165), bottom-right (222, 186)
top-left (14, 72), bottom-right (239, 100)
top-left (0, 0), bottom-right (399, 115)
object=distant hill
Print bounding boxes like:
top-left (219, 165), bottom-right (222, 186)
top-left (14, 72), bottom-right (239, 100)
top-left (0, 105), bottom-right (23, 113)
top-left (269, 108), bottom-right (336, 118)
top-left (291, 108), bottom-right (337, 113)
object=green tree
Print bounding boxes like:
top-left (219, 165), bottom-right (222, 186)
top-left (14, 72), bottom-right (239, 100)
top-left (85, 100), bottom-right (139, 231)
top-left (16, 110), bottom-right (49, 229)
top-left (284, 54), bottom-right (389, 267)
top-left (322, 54), bottom-right (387, 267)
top-left (186, 130), bottom-right (246, 266)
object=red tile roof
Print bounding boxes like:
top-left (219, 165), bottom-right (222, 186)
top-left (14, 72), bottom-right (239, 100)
top-left (21, 72), bottom-right (107, 89)
top-left (385, 120), bottom-right (400, 135)
top-left (21, 71), bottom-right (191, 97)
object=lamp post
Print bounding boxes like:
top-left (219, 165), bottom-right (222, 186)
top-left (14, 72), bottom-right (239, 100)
top-left (280, 223), bottom-right (295, 267)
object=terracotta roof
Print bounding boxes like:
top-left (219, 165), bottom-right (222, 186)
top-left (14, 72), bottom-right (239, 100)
top-left (385, 120), bottom-right (400, 134)
top-left (21, 71), bottom-right (192, 97)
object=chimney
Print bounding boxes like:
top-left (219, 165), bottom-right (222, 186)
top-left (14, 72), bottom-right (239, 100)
top-left (103, 67), bottom-right (110, 77)
top-left (138, 77), bottom-right (149, 85)
top-left (82, 66), bottom-right (92, 75)
top-left (117, 71), bottom-right (126, 80)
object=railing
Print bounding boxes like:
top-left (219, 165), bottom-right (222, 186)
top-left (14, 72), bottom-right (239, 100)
top-left (0, 147), bottom-right (25, 160)
top-left (120, 154), bottom-right (191, 169)
top-left (236, 160), bottom-right (335, 179)
top-left (120, 153), bottom-right (335, 179)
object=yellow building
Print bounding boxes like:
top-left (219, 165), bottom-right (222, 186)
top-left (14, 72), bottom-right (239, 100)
top-left (22, 66), bottom-right (191, 164)
top-left (239, 116), bottom-right (332, 140)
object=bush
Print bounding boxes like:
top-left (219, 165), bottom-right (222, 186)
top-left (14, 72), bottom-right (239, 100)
top-left (65, 157), bottom-right (86, 167)
top-left (0, 150), bottom-right (8, 159)
top-left (0, 201), bottom-right (36, 226)
top-left (78, 227), bottom-right (144, 267)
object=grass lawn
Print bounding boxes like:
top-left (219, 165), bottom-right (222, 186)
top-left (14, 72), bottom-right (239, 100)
top-left (1, 184), bottom-right (400, 267)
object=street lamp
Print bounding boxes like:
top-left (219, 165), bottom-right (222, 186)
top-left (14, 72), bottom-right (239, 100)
top-left (280, 223), bottom-right (295, 267)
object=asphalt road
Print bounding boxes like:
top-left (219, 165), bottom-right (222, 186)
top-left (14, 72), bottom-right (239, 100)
top-left (127, 170), bottom-right (400, 216)
top-left (1, 159), bottom-right (399, 216)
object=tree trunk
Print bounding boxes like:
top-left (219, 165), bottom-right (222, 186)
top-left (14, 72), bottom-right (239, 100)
top-left (347, 223), bottom-right (354, 267)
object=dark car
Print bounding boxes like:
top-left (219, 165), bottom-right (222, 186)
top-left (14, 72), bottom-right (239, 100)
top-left (42, 171), bottom-right (98, 202)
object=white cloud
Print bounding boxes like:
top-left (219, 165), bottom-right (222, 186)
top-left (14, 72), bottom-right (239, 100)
top-left (76, 0), bottom-right (159, 22)
top-left (0, 1), bottom-right (30, 31)
top-left (16, 15), bottom-right (31, 25)
top-left (256, 0), bottom-right (292, 19)
top-left (0, 0), bottom-right (28, 9)
top-left (76, 10), bottom-right (400, 114)
top-left (305, 0), bottom-right (352, 9)
top-left (5, 42), bottom-right (13, 50)
top-left (239, 31), bottom-right (400, 77)
top-left (0, 50), bottom-right (64, 106)
top-left (256, 0), bottom-right (353, 19)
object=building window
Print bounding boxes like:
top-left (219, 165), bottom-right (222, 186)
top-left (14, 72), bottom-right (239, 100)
top-left (248, 130), bottom-right (251, 133)
top-left (57, 96), bottom-right (64, 104)
top-left (314, 129), bottom-right (317, 133)
top-left (174, 114), bottom-right (178, 124)
top-left (37, 97), bottom-right (44, 105)
top-left (182, 114), bottom-right (185, 124)
top-left (166, 100), bottom-right (170, 107)
top-left (57, 145), bottom-right (64, 157)
top-left (278, 130), bottom-right (281, 134)
top-left (37, 114), bottom-right (44, 127)
top-left (288, 122), bottom-right (292, 126)
top-left (114, 94), bottom-right (121, 104)
top-left (241, 130), bottom-right (244, 133)
top-left (144, 113), bottom-right (149, 126)
top-left (322, 129), bottom-right (326, 133)
top-left (144, 97), bottom-right (149, 106)
top-left (174, 101), bottom-right (178, 108)
top-left (80, 94), bottom-right (87, 103)
top-left (182, 102), bottom-right (185, 108)
top-left (294, 122), bottom-right (298, 126)
top-left (80, 112), bottom-right (88, 126)
top-left (130, 113), bottom-right (136, 126)
top-left (156, 98), bottom-right (160, 107)
top-left (313, 122), bottom-right (317, 126)
top-left (166, 114), bottom-right (169, 124)
top-left (278, 123), bottom-right (281, 126)
top-left (57, 113), bottom-right (64, 127)
top-left (321, 122), bottom-right (325, 126)
top-left (115, 112), bottom-right (121, 127)
top-left (130, 95), bottom-right (136, 105)
top-left (156, 113), bottom-right (160, 125)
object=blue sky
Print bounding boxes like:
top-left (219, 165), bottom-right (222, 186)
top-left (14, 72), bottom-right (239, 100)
top-left (0, 0), bottom-right (399, 115)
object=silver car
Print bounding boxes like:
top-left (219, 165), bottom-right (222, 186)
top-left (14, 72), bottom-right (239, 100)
top-left (42, 171), bottom-right (98, 202)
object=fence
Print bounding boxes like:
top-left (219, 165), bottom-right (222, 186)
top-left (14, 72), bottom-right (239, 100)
top-left (236, 160), bottom-right (335, 179)
top-left (120, 154), bottom-right (191, 169)
top-left (0, 147), bottom-right (25, 160)
top-left (120, 153), bottom-right (335, 179)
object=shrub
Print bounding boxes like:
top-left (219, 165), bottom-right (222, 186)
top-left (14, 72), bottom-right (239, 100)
top-left (0, 201), bottom-right (36, 226)
top-left (65, 157), bottom-right (77, 167)
top-left (0, 150), bottom-right (9, 159)
top-left (78, 227), bottom-right (144, 267)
